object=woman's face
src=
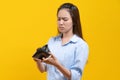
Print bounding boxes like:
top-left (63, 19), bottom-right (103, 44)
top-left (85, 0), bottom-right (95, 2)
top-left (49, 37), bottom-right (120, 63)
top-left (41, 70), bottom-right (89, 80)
top-left (57, 9), bottom-right (73, 34)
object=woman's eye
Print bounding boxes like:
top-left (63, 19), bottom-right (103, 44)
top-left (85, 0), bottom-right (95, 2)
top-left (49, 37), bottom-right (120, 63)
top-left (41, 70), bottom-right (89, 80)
top-left (57, 18), bottom-right (61, 21)
top-left (57, 18), bottom-right (68, 21)
top-left (63, 18), bottom-right (68, 21)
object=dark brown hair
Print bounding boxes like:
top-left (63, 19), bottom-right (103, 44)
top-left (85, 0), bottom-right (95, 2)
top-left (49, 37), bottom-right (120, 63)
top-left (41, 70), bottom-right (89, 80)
top-left (57, 3), bottom-right (83, 39)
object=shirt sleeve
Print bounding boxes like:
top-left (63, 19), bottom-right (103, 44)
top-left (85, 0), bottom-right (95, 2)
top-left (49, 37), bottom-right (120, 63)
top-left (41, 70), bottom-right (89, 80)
top-left (70, 43), bottom-right (89, 80)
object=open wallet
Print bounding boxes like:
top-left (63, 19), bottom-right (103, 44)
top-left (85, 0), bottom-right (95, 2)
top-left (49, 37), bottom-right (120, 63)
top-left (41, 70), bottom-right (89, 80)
top-left (32, 44), bottom-right (51, 60)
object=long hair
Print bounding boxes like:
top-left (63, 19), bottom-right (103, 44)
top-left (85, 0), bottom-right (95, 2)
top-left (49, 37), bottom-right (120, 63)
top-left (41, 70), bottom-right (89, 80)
top-left (57, 3), bottom-right (84, 39)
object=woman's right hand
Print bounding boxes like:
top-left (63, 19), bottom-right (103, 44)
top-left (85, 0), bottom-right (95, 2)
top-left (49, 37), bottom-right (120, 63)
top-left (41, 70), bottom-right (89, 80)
top-left (33, 58), bottom-right (42, 63)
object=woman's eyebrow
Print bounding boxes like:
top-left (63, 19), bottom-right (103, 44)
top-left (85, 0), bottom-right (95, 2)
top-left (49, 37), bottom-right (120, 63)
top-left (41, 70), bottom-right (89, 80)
top-left (58, 17), bottom-right (68, 19)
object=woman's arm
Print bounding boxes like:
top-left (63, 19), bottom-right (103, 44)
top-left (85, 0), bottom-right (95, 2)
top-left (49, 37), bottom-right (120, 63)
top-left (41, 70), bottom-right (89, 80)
top-left (55, 61), bottom-right (71, 80)
top-left (42, 54), bottom-right (71, 80)
top-left (33, 58), bottom-right (46, 73)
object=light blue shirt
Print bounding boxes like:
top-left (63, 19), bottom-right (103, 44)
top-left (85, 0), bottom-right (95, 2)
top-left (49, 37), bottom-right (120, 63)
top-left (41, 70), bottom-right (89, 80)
top-left (45, 34), bottom-right (89, 80)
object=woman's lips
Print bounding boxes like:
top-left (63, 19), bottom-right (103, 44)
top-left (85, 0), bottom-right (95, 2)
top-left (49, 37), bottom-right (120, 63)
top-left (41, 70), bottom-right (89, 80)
top-left (59, 27), bottom-right (64, 30)
top-left (59, 26), bottom-right (64, 29)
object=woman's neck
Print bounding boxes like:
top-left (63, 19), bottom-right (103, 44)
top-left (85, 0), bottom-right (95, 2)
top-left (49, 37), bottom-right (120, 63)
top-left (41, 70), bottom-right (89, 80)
top-left (62, 32), bottom-right (74, 39)
top-left (61, 33), bottom-right (74, 45)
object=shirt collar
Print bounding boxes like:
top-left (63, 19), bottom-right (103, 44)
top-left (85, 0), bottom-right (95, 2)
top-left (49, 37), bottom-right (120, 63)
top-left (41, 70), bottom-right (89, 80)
top-left (56, 34), bottom-right (79, 43)
top-left (70, 34), bottom-right (79, 43)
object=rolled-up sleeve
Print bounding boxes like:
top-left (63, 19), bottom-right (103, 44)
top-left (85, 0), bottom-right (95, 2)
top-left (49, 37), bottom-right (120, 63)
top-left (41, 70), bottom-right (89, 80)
top-left (70, 43), bottom-right (89, 80)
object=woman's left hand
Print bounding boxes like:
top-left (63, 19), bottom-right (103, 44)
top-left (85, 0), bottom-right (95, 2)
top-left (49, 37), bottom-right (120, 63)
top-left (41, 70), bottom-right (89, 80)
top-left (42, 52), bottom-right (59, 66)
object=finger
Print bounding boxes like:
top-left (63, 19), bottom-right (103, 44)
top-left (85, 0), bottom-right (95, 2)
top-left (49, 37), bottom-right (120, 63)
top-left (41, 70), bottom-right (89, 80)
top-left (42, 57), bottom-right (48, 62)
top-left (33, 58), bottom-right (39, 61)
top-left (49, 54), bottom-right (56, 60)
top-left (42, 56), bottom-right (52, 63)
top-left (33, 58), bottom-right (41, 62)
top-left (42, 57), bottom-right (45, 60)
top-left (48, 55), bottom-right (52, 58)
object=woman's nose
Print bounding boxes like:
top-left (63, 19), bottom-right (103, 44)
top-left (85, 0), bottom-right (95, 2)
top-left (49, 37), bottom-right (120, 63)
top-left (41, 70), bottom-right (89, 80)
top-left (59, 20), bottom-right (64, 24)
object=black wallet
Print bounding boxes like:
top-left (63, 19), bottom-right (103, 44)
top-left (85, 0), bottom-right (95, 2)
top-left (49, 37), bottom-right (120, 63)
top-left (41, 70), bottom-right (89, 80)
top-left (32, 44), bottom-right (50, 60)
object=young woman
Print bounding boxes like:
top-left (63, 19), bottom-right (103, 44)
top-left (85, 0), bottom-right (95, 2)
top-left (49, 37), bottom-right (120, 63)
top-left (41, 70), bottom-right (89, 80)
top-left (34, 3), bottom-right (89, 80)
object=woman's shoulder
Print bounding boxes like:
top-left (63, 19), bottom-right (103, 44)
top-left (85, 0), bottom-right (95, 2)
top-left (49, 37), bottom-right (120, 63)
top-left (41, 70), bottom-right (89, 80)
top-left (74, 35), bottom-right (88, 47)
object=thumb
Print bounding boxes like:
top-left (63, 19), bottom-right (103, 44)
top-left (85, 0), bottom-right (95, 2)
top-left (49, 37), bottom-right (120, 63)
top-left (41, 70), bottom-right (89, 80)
top-left (48, 52), bottom-right (56, 60)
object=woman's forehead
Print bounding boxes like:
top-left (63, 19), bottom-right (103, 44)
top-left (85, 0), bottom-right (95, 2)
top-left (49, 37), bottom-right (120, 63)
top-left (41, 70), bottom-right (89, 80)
top-left (57, 9), bottom-right (71, 18)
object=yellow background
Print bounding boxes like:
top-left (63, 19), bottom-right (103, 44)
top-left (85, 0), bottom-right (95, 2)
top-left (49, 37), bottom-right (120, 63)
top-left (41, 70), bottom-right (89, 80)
top-left (0, 0), bottom-right (120, 80)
